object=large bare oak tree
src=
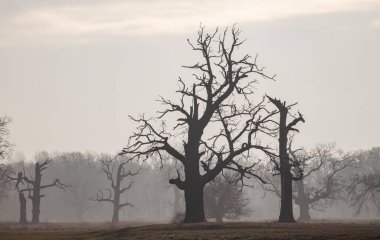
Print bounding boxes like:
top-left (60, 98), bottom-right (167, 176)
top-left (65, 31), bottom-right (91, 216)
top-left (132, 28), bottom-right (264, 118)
top-left (121, 26), bottom-right (277, 223)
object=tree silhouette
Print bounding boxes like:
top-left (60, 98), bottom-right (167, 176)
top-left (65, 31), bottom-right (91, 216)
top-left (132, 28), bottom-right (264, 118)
top-left (267, 96), bottom-right (305, 223)
top-left (121, 26), bottom-right (277, 223)
top-left (94, 155), bottom-right (138, 224)
top-left (8, 152), bottom-right (69, 224)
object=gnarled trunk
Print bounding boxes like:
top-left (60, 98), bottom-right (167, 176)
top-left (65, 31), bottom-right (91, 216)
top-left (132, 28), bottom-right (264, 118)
top-left (19, 192), bottom-right (27, 224)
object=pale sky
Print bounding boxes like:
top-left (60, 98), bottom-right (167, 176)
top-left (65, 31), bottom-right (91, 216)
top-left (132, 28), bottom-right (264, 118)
top-left (1, 0), bottom-right (379, 159)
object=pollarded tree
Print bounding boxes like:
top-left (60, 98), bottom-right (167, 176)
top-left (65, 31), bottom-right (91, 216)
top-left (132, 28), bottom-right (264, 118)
top-left (290, 144), bottom-right (354, 220)
top-left (121, 26), bottom-right (277, 223)
top-left (267, 96), bottom-right (305, 222)
top-left (94, 154), bottom-right (138, 224)
top-left (8, 152), bottom-right (69, 224)
top-left (204, 172), bottom-right (250, 222)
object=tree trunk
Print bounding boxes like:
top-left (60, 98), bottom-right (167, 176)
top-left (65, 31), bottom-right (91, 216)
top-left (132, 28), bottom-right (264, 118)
top-left (183, 183), bottom-right (205, 223)
top-left (298, 201), bottom-right (311, 221)
top-left (296, 179), bottom-right (311, 221)
top-left (279, 171), bottom-right (295, 222)
top-left (31, 165), bottom-right (41, 224)
top-left (278, 108), bottom-right (295, 223)
top-left (19, 192), bottom-right (27, 224)
top-left (112, 204), bottom-right (119, 224)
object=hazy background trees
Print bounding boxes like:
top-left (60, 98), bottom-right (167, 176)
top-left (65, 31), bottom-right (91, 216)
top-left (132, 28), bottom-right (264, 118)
top-left (0, 146), bottom-right (378, 223)
top-left (204, 172), bottom-right (250, 222)
top-left (348, 147), bottom-right (380, 216)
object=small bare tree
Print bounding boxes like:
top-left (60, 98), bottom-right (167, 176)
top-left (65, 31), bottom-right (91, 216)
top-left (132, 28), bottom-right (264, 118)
top-left (94, 155), bottom-right (138, 224)
top-left (8, 152), bottom-right (69, 224)
top-left (121, 25), bottom-right (277, 223)
top-left (204, 172), bottom-right (250, 222)
top-left (267, 96), bottom-right (305, 223)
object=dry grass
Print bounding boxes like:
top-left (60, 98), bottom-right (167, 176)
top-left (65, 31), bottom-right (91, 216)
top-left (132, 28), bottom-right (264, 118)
top-left (0, 220), bottom-right (379, 240)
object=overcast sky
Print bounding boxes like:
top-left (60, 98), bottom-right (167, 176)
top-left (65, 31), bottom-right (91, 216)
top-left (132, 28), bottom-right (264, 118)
top-left (1, 0), bottom-right (379, 159)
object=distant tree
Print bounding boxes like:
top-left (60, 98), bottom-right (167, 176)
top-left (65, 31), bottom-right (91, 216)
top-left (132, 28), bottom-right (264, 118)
top-left (54, 152), bottom-right (100, 222)
top-left (0, 116), bottom-right (13, 159)
top-left (267, 96), bottom-right (305, 223)
top-left (0, 163), bottom-right (13, 202)
top-left (94, 155), bottom-right (139, 224)
top-left (8, 152), bottom-right (69, 224)
top-left (0, 116), bottom-right (13, 201)
top-left (204, 173), bottom-right (250, 222)
top-left (290, 144), bottom-right (354, 220)
top-left (347, 147), bottom-right (380, 216)
top-left (121, 25), bottom-right (277, 223)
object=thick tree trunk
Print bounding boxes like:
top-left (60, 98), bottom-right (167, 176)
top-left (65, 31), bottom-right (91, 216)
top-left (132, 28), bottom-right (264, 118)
top-left (183, 183), bottom-right (205, 223)
top-left (278, 108), bottom-right (295, 223)
top-left (279, 172), bottom-right (295, 222)
top-left (19, 192), bottom-right (27, 224)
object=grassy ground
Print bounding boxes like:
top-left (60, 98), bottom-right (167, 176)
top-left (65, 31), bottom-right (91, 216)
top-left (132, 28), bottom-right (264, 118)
top-left (0, 220), bottom-right (379, 240)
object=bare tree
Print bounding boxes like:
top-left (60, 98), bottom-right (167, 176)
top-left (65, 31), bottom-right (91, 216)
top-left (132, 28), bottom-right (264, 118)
top-left (0, 163), bottom-right (13, 202)
top-left (347, 147), bottom-right (380, 216)
top-left (204, 172), bottom-right (250, 222)
top-left (267, 96), bottom-right (305, 222)
top-left (121, 25), bottom-right (277, 223)
top-left (290, 144), bottom-right (354, 220)
top-left (0, 116), bottom-right (13, 160)
top-left (94, 155), bottom-right (138, 224)
top-left (0, 116), bottom-right (13, 201)
top-left (8, 152), bottom-right (69, 224)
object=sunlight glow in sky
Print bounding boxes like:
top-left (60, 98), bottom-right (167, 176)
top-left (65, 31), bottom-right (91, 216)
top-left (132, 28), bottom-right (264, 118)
top-left (1, 0), bottom-right (379, 46)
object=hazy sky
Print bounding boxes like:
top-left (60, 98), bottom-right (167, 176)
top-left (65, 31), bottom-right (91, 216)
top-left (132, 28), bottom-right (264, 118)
top-left (1, 0), bottom-right (379, 159)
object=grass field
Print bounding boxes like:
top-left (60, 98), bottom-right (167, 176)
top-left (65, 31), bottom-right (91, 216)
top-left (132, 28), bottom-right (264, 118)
top-left (0, 220), bottom-right (379, 240)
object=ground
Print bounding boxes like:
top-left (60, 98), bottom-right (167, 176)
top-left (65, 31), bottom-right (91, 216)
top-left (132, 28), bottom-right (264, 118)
top-left (0, 220), bottom-right (379, 240)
